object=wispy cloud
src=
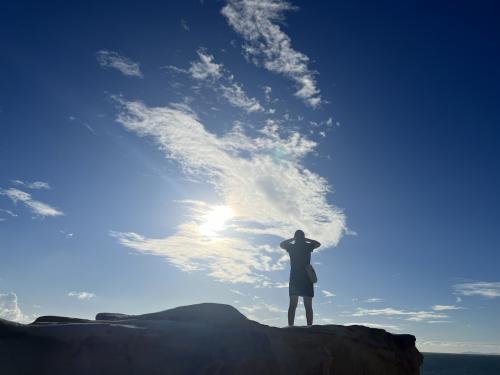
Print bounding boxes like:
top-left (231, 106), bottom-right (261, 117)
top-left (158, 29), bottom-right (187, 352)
top-left (0, 208), bottom-right (17, 219)
top-left (174, 49), bottom-right (264, 113)
top-left (111, 204), bottom-right (279, 284)
top-left (229, 289), bottom-right (246, 296)
top-left (431, 305), bottom-right (464, 311)
top-left (110, 98), bottom-right (345, 284)
top-left (67, 291), bottom-right (95, 300)
top-left (262, 86), bottom-right (273, 102)
top-left (11, 180), bottom-right (50, 190)
top-left (352, 307), bottom-right (448, 322)
top-left (220, 82), bottom-right (264, 112)
top-left (364, 298), bottom-right (384, 303)
top-left (96, 50), bottom-right (143, 78)
top-left (181, 19), bottom-right (190, 31)
top-left (241, 302), bottom-right (286, 314)
top-left (68, 115), bottom-right (96, 135)
top-left (222, 0), bottom-right (322, 108)
top-left (454, 282), bottom-right (500, 298)
top-left (0, 292), bottom-right (29, 323)
top-left (274, 281), bottom-right (289, 288)
top-left (60, 230), bottom-right (74, 239)
top-left (321, 290), bottom-right (336, 297)
top-left (239, 298), bottom-right (288, 325)
top-left (240, 301), bottom-right (286, 322)
top-left (0, 188), bottom-right (64, 217)
top-left (189, 50), bottom-right (223, 81)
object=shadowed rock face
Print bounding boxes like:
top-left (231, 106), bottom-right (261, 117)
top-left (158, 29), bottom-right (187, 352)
top-left (0, 303), bottom-right (422, 375)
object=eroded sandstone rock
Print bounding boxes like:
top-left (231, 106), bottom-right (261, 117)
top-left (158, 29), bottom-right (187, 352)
top-left (0, 303), bottom-right (422, 374)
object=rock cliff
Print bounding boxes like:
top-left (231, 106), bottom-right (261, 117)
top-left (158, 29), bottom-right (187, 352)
top-left (0, 303), bottom-right (422, 374)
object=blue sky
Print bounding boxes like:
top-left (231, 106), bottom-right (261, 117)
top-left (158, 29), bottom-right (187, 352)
top-left (1, 0), bottom-right (500, 354)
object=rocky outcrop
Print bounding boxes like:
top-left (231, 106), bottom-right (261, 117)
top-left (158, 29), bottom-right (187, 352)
top-left (0, 303), bottom-right (422, 374)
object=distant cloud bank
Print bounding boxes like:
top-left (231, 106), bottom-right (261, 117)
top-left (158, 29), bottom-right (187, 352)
top-left (454, 281), bottom-right (500, 298)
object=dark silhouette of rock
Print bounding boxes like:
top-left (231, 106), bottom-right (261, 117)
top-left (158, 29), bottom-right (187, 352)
top-left (95, 312), bottom-right (130, 321)
top-left (0, 303), bottom-right (423, 374)
top-left (96, 302), bottom-right (249, 324)
top-left (33, 316), bottom-right (93, 324)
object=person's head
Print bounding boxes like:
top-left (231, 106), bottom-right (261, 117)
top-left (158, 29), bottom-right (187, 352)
top-left (294, 230), bottom-right (305, 241)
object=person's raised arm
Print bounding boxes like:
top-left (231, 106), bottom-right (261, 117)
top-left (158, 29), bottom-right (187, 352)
top-left (305, 238), bottom-right (321, 250)
top-left (280, 238), bottom-right (293, 250)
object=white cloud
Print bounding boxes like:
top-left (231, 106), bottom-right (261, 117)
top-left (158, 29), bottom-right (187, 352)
top-left (189, 50), bottom-right (223, 81)
top-left (274, 281), bottom-right (289, 288)
top-left (240, 301), bottom-right (286, 322)
top-left (68, 115), bottom-right (97, 135)
top-left (185, 49), bottom-right (264, 113)
top-left (230, 289), bottom-right (246, 296)
top-left (454, 282), bottom-right (500, 298)
top-left (111, 218), bottom-right (280, 284)
top-left (222, 0), bottom-right (322, 108)
top-left (111, 98), bottom-right (345, 284)
top-left (431, 305), bottom-right (464, 311)
top-left (263, 85), bottom-right (272, 102)
top-left (220, 83), bottom-right (264, 112)
top-left (11, 180), bottom-right (50, 190)
top-left (241, 302), bottom-right (286, 314)
top-left (0, 208), bottom-right (17, 218)
top-left (0, 188), bottom-right (64, 217)
top-left (165, 65), bottom-right (189, 75)
top-left (364, 298), bottom-right (383, 303)
top-left (352, 307), bottom-right (448, 322)
top-left (0, 292), bottom-right (29, 323)
top-left (96, 50), bottom-right (143, 78)
top-left (319, 317), bottom-right (335, 324)
top-left (67, 291), bottom-right (95, 300)
top-left (60, 230), bottom-right (74, 239)
top-left (321, 290), bottom-right (336, 297)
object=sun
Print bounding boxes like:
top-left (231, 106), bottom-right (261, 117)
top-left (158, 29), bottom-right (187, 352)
top-left (199, 205), bottom-right (234, 237)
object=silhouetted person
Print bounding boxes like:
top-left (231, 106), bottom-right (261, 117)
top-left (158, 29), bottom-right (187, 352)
top-left (280, 230), bottom-right (321, 326)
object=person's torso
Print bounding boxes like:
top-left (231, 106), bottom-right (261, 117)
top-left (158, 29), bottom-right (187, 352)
top-left (288, 243), bottom-right (312, 271)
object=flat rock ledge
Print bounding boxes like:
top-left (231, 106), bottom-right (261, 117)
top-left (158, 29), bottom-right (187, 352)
top-left (0, 303), bottom-right (422, 374)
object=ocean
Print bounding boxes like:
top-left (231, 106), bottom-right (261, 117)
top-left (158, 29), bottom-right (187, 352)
top-left (422, 353), bottom-right (500, 375)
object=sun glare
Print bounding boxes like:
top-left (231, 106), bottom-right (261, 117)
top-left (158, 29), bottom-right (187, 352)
top-left (199, 205), bottom-right (234, 237)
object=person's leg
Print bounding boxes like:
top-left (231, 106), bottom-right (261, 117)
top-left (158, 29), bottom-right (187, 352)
top-left (303, 296), bottom-right (313, 326)
top-left (288, 295), bottom-right (299, 326)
